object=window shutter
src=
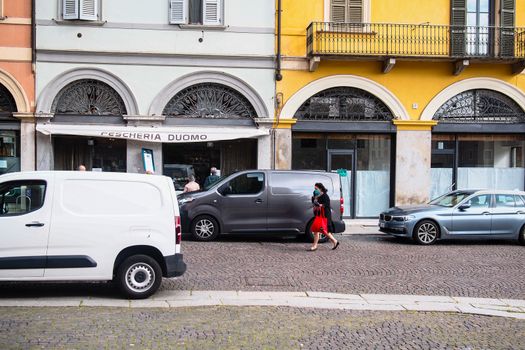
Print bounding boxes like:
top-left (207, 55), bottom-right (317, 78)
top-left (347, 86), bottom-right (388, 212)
top-left (348, 0), bottom-right (363, 23)
top-left (450, 0), bottom-right (466, 56)
top-left (203, 0), bottom-right (221, 25)
top-left (500, 0), bottom-right (515, 57)
top-left (169, 0), bottom-right (187, 24)
top-left (331, 0), bottom-right (346, 23)
top-left (63, 0), bottom-right (79, 20)
top-left (79, 0), bottom-right (97, 20)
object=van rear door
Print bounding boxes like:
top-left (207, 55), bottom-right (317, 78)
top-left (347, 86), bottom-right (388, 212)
top-left (0, 175), bottom-right (54, 278)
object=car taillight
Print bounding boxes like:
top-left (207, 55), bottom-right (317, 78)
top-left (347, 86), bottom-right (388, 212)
top-left (175, 216), bottom-right (181, 244)
top-left (340, 197), bottom-right (344, 215)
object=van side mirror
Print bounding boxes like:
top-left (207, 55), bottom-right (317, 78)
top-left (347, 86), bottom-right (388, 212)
top-left (458, 203), bottom-right (471, 211)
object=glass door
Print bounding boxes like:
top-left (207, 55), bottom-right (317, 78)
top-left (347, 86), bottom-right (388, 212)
top-left (466, 0), bottom-right (491, 55)
top-left (328, 150), bottom-right (354, 218)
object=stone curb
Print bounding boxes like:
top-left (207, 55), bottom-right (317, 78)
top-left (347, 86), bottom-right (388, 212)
top-left (1, 291), bottom-right (524, 320)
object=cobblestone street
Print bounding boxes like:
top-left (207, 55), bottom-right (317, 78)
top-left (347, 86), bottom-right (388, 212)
top-left (1, 306), bottom-right (524, 349)
top-left (160, 234), bottom-right (525, 299)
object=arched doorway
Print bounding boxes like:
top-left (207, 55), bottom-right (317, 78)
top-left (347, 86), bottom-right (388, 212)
top-left (430, 89), bottom-right (525, 198)
top-left (0, 83), bottom-right (20, 174)
top-left (161, 82), bottom-right (259, 190)
top-left (292, 86), bottom-right (395, 218)
top-left (51, 79), bottom-right (128, 172)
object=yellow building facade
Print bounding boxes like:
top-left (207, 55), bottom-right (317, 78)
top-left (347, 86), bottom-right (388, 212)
top-left (275, 0), bottom-right (525, 218)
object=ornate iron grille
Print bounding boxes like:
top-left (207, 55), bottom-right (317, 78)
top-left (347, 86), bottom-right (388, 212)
top-left (51, 79), bottom-right (127, 115)
top-left (434, 89), bottom-right (525, 123)
top-left (0, 84), bottom-right (17, 114)
top-left (294, 87), bottom-right (393, 121)
top-left (163, 83), bottom-right (257, 119)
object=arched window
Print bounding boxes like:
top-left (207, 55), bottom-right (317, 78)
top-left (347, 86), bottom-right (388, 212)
top-left (294, 87), bottom-right (393, 121)
top-left (51, 79), bottom-right (127, 115)
top-left (433, 89), bottom-right (525, 123)
top-left (0, 84), bottom-right (17, 117)
top-left (162, 83), bottom-right (257, 119)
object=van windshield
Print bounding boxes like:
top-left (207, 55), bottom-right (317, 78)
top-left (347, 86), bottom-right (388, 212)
top-left (203, 176), bottom-right (225, 191)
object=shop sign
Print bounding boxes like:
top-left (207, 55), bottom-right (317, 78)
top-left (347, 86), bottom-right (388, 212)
top-left (36, 124), bottom-right (270, 143)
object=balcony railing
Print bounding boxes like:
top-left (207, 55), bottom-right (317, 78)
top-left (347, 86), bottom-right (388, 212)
top-left (307, 22), bottom-right (525, 60)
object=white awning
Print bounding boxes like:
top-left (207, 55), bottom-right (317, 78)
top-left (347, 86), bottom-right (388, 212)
top-left (36, 123), bottom-right (269, 143)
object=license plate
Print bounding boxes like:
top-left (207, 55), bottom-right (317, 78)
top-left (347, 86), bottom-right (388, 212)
top-left (379, 223), bottom-right (386, 228)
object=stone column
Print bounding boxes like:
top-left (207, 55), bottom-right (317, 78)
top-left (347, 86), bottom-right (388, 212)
top-left (257, 132), bottom-right (272, 169)
top-left (13, 112), bottom-right (35, 171)
top-left (124, 115), bottom-right (165, 174)
top-left (393, 120), bottom-right (437, 206)
top-left (35, 114), bottom-right (54, 170)
top-left (273, 119), bottom-right (296, 170)
top-left (126, 140), bottom-right (163, 174)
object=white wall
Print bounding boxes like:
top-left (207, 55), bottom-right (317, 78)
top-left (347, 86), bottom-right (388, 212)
top-left (36, 0), bottom-right (275, 57)
top-left (36, 62), bottom-right (275, 118)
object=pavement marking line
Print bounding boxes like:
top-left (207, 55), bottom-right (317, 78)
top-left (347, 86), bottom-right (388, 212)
top-left (1, 291), bottom-right (524, 320)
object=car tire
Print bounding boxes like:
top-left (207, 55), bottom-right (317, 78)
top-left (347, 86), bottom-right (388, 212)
top-left (191, 215), bottom-right (220, 241)
top-left (115, 254), bottom-right (162, 299)
top-left (519, 225), bottom-right (525, 246)
top-left (306, 220), bottom-right (328, 243)
top-left (413, 220), bottom-right (439, 245)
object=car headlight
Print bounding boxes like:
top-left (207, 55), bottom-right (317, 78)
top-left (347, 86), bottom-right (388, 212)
top-left (392, 215), bottom-right (416, 222)
top-left (178, 197), bottom-right (194, 205)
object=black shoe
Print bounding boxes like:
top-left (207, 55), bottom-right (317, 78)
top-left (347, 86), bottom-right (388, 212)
top-left (332, 241), bottom-right (340, 250)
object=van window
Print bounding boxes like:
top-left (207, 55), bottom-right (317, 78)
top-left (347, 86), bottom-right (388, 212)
top-left (0, 181), bottom-right (46, 216)
top-left (271, 173), bottom-right (333, 195)
top-left (225, 172), bottom-right (264, 195)
top-left (62, 180), bottom-right (163, 216)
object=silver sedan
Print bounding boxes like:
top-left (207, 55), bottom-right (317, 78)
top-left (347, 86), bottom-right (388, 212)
top-left (379, 190), bottom-right (525, 245)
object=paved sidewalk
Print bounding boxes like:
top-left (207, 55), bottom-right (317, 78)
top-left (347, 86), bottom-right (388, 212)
top-left (343, 219), bottom-right (380, 235)
top-left (1, 291), bottom-right (524, 319)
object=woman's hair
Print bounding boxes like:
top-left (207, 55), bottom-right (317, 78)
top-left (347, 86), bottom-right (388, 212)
top-left (314, 182), bottom-right (327, 193)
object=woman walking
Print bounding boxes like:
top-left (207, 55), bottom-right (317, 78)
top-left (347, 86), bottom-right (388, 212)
top-left (309, 182), bottom-right (340, 251)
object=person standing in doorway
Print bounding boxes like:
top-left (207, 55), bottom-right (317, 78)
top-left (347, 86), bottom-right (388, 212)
top-left (309, 182), bottom-right (340, 251)
top-left (184, 175), bottom-right (200, 193)
top-left (204, 167), bottom-right (220, 188)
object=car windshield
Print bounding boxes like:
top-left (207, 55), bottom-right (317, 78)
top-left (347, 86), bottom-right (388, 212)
top-left (203, 176), bottom-right (225, 191)
top-left (429, 191), bottom-right (474, 207)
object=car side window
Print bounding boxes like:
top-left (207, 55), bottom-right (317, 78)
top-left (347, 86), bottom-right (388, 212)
top-left (225, 173), bottom-right (264, 195)
top-left (515, 195), bottom-right (525, 208)
top-left (495, 194), bottom-right (515, 208)
top-left (467, 194), bottom-right (490, 208)
top-left (0, 181), bottom-right (46, 216)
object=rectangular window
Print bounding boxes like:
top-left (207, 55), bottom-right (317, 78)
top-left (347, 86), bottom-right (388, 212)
top-left (495, 194), bottom-right (516, 208)
top-left (223, 172), bottom-right (264, 195)
top-left (0, 181), bottom-right (46, 217)
top-left (0, 130), bottom-right (20, 175)
top-left (0, 0), bottom-right (4, 18)
top-left (170, 0), bottom-right (223, 25)
top-left (62, 0), bottom-right (99, 21)
top-left (330, 0), bottom-right (363, 23)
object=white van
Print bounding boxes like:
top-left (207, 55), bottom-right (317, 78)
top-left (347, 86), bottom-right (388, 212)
top-left (0, 171), bottom-right (186, 299)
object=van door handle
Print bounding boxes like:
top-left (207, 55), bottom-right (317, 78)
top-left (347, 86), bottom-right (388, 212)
top-left (26, 221), bottom-right (45, 227)
top-left (255, 199), bottom-right (263, 204)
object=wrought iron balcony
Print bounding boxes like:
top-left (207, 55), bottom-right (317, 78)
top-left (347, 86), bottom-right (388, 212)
top-left (306, 22), bottom-right (525, 73)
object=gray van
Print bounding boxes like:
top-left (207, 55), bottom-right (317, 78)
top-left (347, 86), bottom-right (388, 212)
top-left (178, 170), bottom-right (345, 241)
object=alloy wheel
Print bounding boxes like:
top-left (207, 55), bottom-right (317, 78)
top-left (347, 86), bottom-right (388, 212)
top-left (417, 223), bottom-right (437, 244)
top-left (195, 219), bottom-right (215, 239)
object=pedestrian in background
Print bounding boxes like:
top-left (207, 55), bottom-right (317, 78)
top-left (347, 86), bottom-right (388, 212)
top-left (77, 164), bottom-right (86, 171)
top-left (309, 182), bottom-right (340, 251)
top-left (204, 167), bottom-right (220, 188)
top-left (184, 174), bottom-right (200, 193)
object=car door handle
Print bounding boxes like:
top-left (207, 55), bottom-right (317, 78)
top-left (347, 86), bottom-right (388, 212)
top-left (482, 212), bottom-right (490, 216)
top-left (25, 221), bottom-right (45, 227)
top-left (255, 199), bottom-right (263, 204)
top-left (517, 211), bottom-right (525, 215)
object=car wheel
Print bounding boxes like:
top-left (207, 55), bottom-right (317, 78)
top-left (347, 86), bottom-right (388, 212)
top-left (413, 220), bottom-right (439, 245)
top-left (519, 225), bottom-right (525, 246)
top-left (116, 254), bottom-right (162, 299)
top-left (191, 215), bottom-right (220, 241)
top-left (306, 220), bottom-right (328, 243)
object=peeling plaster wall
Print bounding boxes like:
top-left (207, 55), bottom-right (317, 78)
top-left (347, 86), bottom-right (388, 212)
top-left (395, 130), bottom-right (432, 205)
